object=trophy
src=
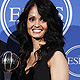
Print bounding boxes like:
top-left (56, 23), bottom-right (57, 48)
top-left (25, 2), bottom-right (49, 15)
top-left (0, 51), bottom-right (20, 80)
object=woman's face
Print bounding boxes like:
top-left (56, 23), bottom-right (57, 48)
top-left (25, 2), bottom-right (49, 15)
top-left (27, 5), bottom-right (48, 39)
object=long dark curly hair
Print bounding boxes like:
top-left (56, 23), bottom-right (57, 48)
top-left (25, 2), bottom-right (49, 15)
top-left (11, 0), bottom-right (65, 80)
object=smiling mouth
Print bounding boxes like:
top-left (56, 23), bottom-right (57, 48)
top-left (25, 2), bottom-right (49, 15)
top-left (32, 29), bottom-right (42, 33)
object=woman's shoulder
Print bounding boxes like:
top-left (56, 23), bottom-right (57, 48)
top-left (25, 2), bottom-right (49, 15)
top-left (46, 46), bottom-right (66, 61)
top-left (47, 51), bottom-right (69, 80)
top-left (47, 50), bottom-right (67, 67)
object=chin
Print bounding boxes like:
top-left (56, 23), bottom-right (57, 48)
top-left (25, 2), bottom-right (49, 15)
top-left (32, 36), bottom-right (43, 40)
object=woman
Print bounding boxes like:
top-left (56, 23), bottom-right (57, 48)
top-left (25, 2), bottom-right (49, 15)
top-left (11, 0), bottom-right (69, 80)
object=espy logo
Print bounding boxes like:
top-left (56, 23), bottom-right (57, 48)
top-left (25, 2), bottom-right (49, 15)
top-left (66, 45), bottom-right (80, 77)
top-left (1, 0), bottom-right (72, 42)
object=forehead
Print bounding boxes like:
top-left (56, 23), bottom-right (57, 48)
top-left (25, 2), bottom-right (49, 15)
top-left (28, 5), bottom-right (41, 17)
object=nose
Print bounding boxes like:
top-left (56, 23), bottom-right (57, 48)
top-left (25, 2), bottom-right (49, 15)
top-left (34, 20), bottom-right (40, 27)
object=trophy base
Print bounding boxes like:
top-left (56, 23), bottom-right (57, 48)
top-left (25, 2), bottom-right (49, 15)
top-left (4, 71), bottom-right (12, 80)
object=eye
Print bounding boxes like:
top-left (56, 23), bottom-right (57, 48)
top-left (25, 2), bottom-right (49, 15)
top-left (40, 17), bottom-right (46, 22)
top-left (29, 17), bottom-right (35, 21)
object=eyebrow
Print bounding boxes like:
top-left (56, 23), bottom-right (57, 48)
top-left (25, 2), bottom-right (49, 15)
top-left (28, 15), bottom-right (41, 19)
top-left (28, 15), bottom-right (35, 17)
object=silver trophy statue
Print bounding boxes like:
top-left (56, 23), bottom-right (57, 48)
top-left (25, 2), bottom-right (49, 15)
top-left (0, 51), bottom-right (20, 80)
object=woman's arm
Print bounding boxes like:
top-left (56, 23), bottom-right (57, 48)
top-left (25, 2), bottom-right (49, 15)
top-left (48, 51), bottom-right (69, 80)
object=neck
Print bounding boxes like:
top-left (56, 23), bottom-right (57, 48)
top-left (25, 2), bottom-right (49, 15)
top-left (32, 37), bottom-right (46, 52)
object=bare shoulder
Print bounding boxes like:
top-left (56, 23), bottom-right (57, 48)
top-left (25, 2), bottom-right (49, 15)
top-left (48, 51), bottom-right (68, 67)
top-left (48, 51), bottom-right (69, 80)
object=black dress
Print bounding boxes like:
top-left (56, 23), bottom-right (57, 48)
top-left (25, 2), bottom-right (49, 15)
top-left (23, 46), bottom-right (65, 80)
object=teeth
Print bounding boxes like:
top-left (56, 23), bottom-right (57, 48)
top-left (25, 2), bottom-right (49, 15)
top-left (33, 30), bottom-right (41, 32)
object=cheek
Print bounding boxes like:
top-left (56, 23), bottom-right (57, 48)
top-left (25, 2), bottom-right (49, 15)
top-left (42, 23), bottom-right (48, 30)
top-left (27, 20), bottom-right (33, 29)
